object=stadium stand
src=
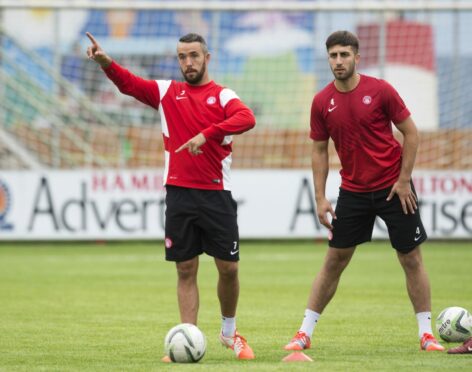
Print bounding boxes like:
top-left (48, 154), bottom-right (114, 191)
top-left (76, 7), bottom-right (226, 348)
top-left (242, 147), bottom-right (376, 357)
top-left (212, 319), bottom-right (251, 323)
top-left (0, 2), bottom-right (471, 170)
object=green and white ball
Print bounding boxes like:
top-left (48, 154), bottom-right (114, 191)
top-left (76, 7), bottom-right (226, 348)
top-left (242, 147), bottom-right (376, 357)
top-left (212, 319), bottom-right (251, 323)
top-left (164, 323), bottom-right (206, 363)
top-left (436, 306), bottom-right (472, 342)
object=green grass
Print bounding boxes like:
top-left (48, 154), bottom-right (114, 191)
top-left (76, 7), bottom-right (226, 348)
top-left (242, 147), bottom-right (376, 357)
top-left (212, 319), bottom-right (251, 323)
top-left (0, 241), bottom-right (471, 371)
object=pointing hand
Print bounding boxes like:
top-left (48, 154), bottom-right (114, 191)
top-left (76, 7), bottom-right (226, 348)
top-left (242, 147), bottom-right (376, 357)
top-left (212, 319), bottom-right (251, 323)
top-left (175, 133), bottom-right (207, 156)
top-left (86, 32), bottom-right (112, 68)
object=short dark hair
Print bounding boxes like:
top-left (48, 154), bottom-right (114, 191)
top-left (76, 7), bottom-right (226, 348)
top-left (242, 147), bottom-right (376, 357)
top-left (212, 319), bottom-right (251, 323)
top-left (179, 33), bottom-right (208, 54)
top-left (325, 30), bottom-right (359, 54)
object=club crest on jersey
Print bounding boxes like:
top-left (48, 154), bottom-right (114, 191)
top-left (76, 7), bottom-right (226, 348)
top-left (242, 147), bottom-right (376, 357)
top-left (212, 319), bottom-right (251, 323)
top-left (206, 96), bottom-right (216, 105)
top-left (362, 96), bottom-right (372, 105)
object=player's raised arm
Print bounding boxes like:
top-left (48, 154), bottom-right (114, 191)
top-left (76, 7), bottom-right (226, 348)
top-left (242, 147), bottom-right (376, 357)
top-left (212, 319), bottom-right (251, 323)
top-left (86, 32), bottom-right (112, 68)
top-left (86, 31), bottom-right (159, 108)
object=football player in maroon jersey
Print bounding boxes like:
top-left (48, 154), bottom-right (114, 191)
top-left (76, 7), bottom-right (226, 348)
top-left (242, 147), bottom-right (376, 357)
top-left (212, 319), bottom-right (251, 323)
top-left (285, 30), bottom-right (443, 353)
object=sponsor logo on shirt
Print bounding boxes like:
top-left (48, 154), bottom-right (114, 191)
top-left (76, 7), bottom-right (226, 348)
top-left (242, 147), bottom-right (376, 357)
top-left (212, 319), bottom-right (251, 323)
top-left (176, 90), bottom-right (187, 100)
top-left (328, 98), bottom-right (337, 113)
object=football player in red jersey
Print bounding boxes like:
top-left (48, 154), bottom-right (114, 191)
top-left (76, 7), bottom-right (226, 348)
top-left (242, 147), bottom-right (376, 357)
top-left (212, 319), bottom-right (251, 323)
top-left (285, 30), bottom-right (444, 353)
top-left (86, 32), bottom-right (255, 360)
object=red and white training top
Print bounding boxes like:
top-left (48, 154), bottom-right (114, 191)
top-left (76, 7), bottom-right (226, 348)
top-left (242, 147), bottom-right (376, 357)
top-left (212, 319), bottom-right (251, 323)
top-left (310, 74), bottom-right (411, 192)
top-left (104, 61), bottom-right (256, 190)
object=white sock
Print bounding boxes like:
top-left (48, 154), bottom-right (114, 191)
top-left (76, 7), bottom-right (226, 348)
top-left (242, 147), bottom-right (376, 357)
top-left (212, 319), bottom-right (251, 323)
top-left (299, 309), bottom-right (320, 338)
top-left (221, 316), bottom-right (236, 337)
top-left (416, 311), bottom-right (433, 338)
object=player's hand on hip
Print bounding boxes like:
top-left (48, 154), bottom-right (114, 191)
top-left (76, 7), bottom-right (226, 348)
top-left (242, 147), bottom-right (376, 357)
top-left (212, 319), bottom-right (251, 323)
top-left (386, 180), bottom-right (417, 214)
top-left (86, 32), bottom-right (112, 68)
top-left (316, 197), bottom-right (336, 230)
top-left (175, 133), bottom-right (206, 156)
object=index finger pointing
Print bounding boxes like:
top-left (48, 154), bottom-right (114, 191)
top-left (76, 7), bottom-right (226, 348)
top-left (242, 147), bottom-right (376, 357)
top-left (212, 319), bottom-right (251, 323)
top-left (175, 143), bottom-right (188, 153)
top-left (86, 32), bottom-right (99, 46)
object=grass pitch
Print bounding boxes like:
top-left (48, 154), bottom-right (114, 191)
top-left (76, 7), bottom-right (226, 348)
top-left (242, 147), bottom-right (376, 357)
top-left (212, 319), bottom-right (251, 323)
top-left (0, 241), bottom-right (471, 371)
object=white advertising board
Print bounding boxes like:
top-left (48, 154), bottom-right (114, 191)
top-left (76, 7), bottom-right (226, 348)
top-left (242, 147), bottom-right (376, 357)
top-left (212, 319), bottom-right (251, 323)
top-left (0, 170), bottom-right (167, 240)
top-left (233, 169), bottom-right (472, 239)
top-left (0, 169), bottom-right (470, 240)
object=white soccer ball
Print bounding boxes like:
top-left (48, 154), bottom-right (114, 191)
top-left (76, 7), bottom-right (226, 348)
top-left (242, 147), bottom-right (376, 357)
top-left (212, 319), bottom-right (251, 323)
top-left (164, 323), bottom-right (206, 363)
top-left (436, 306), bottom-right (472, 342)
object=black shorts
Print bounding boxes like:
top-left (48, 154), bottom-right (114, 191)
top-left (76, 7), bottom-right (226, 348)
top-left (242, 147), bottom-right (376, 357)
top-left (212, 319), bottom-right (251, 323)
top-left (330, 183), bottom-right (427, 253)
top-left (164, 185), bottom-right (239, 262)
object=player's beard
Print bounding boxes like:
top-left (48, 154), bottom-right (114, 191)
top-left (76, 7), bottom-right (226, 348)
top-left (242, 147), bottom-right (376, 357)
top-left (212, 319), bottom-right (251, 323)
top-left (332, 60), bottom-right (356, 81)
top-left (182, 61), bottom-right (206, 85)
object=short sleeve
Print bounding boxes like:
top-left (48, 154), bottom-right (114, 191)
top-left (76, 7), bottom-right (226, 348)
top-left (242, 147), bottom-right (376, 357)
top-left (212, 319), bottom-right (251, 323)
top-left (382, 80), bottom-right (410, 125)
top-left (310, 96), bottom-right (329, 141)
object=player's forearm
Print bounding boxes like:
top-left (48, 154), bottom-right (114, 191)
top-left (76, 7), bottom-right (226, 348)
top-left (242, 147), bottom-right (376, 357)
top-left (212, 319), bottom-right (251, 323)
top-left (398, 129), bottom-right (419, 183)
top-left (312, 147), bottom-right (329, 201)
top-left (394, 116), bottom-right (419, 183)
top-left (104, 61), bottom-right (145, 94)
top-left (103, 61), bottom-right (159, 107)
top-left (96, 56), bottom-right (112, 69)
top-left (201, 107), bottom-right (256, 140)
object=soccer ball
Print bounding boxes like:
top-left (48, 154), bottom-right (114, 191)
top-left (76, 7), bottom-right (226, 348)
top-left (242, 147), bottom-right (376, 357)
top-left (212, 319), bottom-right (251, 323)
top-left (164, 323), bottom-right (206, 363)
top-left (436, 306), bottom-right (472, 342)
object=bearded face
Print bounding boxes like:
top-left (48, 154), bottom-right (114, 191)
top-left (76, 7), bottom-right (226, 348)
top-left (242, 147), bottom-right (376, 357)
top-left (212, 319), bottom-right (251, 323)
top-left (328, 45), bottom-right (359, 81)
top-left (177, 41), bottom-right (210, 86)
top-left (181, 59), bottom-right (207, 84)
